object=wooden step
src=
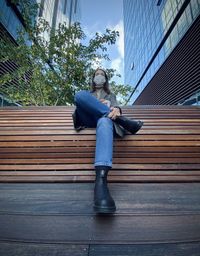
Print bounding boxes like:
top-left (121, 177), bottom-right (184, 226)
top-left (0, 105), bottom-right (199, 182)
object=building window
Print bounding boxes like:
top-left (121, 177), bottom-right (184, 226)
top-left (74, 0), bottom-right (77, 14)
top-left (64, 0), bottom-right (67, 14)
top-left (131, 62), bottom-right (134, 70)
top-left (39, 0), bottom-right (45, 17)
top-left (156, 0), bottom-right (162, 6)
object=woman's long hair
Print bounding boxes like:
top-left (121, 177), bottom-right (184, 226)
top-left (91, 68), bottom-right (111, 94)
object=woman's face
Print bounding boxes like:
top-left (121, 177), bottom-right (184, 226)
top-left (95, 69), bottom-right (105, 77)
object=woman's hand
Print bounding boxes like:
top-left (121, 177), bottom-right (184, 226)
top-left (108, 107), bottom-right (121, 120)
top-left (100, 99), bottom-right (111, 107)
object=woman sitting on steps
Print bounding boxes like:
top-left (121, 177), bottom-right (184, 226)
top-left (72, 68), bottom-right (143, 214)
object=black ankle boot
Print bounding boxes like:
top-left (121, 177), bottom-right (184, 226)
top-left (94, 168), bottom-right (116, 214)
top-left (115, 116), bottom-right (143, 134)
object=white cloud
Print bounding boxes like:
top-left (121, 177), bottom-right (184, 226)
top-left (82, 20), bottom-right (124, 83)
top-left (83, 19), bottom-right (124, 60)
top-left (82, 23), bottom-right (102, 39)
top-left (111, 58), bottom-right (121, 72)
top-left (107, 20), bottom-right (124, 83)
top-left (109, 20), bottom-right (124, 59)
top-left (110, 57), bottom-right (124, 84)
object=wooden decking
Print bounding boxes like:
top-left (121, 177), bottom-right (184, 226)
top-left (0, 183), bottom-right (200, 255)
top-left (0, 105), bottom-right (200, 255)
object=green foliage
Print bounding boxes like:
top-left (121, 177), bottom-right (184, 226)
top-left (0, 0), bottom-right (132, 106)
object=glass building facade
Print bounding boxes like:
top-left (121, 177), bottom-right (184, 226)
top-left (0, 0), bottom-right (35, 41)
top-left (0, 0), bottom-right (81, 43)
top-left (0, 0), bottom-right (81, 106)
top-left (38, 0), bottom-right (81, 30)
top-left (0, 0), bottom-right (81, 40)
top-left (37, 0), bottom-right (81, 40)
top-left (123, 0), bottom-right (200, 105)
top-left (0, 0), bottom-right (34, 106)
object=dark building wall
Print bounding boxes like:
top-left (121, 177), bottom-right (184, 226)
top-left (134, 14), bottom-right (200, 105)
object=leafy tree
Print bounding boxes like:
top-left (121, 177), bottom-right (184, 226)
top-left (0, 0), bottom-right (132, 106)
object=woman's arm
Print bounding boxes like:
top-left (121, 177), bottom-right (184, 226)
top-left (108, 93), bottom-right (122, 120)
top-left (110, 93), bottom-right (122, 114)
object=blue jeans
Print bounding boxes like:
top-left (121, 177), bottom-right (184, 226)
top-left (74, 90), bottom-right (113, 168)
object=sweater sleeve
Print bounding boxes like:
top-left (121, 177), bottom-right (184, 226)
top-left (110, 92), bottom-right (118, 106)
top-left (110, 93), bottom-right (122, 114)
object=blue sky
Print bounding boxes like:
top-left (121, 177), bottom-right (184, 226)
top-left (79, 0), bottom-right (124, 84)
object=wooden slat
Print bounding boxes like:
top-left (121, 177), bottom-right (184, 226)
top-left (0, 140), bottom-right (199, 147)
top-left (0, 242), bottom-right (89, 256)
top-left (1, 152), bottom-right (200, 159)
top-left (0, 163), bottom-right (200, 170)
top-left (88, 243), bottom-right (200, 255)
top-left (0, 134), bottom-right (200, 141)
top-left (1, 175), bottom-right (200, 182)
top-left (1, 157), bottom-right (200, 164)
top-left (1, 129), bottom-right (200, 135)
top-left (0, 146), bottom-right (199, 153)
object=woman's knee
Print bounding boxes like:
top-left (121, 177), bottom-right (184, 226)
top-left (74, 90), bottom-right (89, 104)
top-left (97, 117), bottom-right (113, 130)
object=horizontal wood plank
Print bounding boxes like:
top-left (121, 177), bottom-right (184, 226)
top-left (89, 243), bottom-right (200, 256)
top-left (0, 213), bottom-right (200, 244)
top-left (0, 242), bottom-right (89, 256)
top-left (1, 183), bottom-right (200, 214)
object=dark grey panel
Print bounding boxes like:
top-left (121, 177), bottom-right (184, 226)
top-left (134, 15), bottom-right (200, 105)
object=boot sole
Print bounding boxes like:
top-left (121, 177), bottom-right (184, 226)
top-left (93, 205), bottom-right (116, 214)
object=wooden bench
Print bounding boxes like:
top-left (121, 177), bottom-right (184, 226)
top-left (0, 105), bottom-right (200, 182)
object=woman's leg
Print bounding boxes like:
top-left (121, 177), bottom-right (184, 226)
top-left (74, 90), bottom-right (110, 126)
top-left (94, 117), bottom-right (113, 167)
top-left (93, 117), bottom-right (116, 213)
top-left (74, 91), bottom-right (116, 213)
top-left (74, 90), bottom-right (143, 134)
